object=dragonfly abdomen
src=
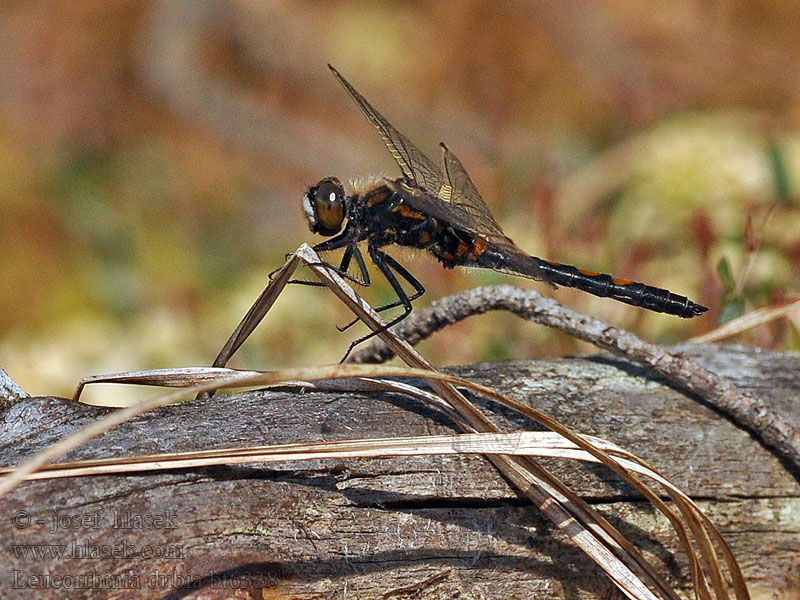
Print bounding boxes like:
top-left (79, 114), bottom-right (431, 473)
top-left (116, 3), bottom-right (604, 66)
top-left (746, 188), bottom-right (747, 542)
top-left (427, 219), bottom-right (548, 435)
top-left (534, 260), bottom-right (708, 318)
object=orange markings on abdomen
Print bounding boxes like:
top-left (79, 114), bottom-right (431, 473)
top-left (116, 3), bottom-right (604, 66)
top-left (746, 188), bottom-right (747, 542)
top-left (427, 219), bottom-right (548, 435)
top-left (467, 237), bottom-right (488, 261)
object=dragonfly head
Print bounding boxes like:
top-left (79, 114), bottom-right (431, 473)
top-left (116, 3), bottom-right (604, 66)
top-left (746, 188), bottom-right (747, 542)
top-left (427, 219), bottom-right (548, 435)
top-left (303, 177), bottom-right (346, 237)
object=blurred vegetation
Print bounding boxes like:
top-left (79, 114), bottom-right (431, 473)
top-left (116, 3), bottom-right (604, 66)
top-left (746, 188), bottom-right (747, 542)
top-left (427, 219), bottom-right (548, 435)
top-left (0, 1), bottom-right (798, 400)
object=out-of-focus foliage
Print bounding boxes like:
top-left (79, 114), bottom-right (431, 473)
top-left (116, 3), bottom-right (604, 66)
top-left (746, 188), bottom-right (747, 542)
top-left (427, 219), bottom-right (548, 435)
top-left (0, 1), bottom-right (798, 399)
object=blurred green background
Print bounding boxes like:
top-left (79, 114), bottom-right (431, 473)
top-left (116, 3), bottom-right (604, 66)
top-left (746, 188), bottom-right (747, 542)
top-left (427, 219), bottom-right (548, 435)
top-left (0, 1), bottom-right (798, 401)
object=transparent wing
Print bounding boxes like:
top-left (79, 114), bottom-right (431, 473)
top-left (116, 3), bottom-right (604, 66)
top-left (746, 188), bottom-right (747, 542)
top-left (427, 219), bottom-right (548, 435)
top-left (439, 143), bottom-right (506, 238)
top-left (329, 65), bottom-right (552, 286)
top-left (329, 65), bottom-right (444, 196)
top-left (439, 143), bottom-right (554, 286)
top-left (387, 178), bottom-right (554, 287)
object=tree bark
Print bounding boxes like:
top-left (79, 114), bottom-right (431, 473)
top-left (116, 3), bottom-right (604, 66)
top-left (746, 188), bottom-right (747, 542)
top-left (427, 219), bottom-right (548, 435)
top-left (1, 345), bottom-right (798, 599)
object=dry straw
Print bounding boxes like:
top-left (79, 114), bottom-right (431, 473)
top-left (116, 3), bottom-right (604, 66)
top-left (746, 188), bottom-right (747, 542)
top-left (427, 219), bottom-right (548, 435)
top-left (1, 244), bottom-right (751, 600)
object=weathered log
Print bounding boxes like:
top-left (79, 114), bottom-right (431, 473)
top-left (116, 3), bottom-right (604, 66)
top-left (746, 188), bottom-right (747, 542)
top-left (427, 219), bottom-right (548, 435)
top-left (1, 345), bottom-right (798, 599)
top-left (0, 365), bottom-right (27, 405)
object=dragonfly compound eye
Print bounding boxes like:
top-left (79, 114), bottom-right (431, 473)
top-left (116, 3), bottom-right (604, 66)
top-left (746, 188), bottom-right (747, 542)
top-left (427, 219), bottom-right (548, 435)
top-left (303, 177), bottom-right (345, 236)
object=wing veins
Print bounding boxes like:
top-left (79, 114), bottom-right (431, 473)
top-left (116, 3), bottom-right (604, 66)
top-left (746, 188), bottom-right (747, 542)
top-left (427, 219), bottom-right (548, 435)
top-left (328, 65), bottom-right (552, 286)
top-left (328, 64), bottom-right (443, 195)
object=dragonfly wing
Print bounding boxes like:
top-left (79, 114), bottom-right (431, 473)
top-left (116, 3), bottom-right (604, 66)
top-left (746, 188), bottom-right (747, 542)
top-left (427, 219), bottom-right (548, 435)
top-left (439, 143), bottom-right (505, 237)
top-left (329, 65), bottom-right (444, 196)
top-left (386, 179), bottom-right (555, 287)
top-left (439, 143), bottom-right (554, 286)
top-left (329, 66), bottom-right (553, 287)
top-left (381, 142), bottom-right (511, 236)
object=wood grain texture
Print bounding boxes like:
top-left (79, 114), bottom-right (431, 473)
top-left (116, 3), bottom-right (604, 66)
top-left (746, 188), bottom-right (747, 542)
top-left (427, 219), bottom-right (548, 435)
top-left (0, 364), bottom-right (27, 403)
top-left (1, 345), bottom-right (798, 599)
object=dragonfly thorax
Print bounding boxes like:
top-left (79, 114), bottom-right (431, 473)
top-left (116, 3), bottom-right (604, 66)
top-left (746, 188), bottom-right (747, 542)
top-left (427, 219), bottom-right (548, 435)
top-left (303, 177), bottom-right (347, 237)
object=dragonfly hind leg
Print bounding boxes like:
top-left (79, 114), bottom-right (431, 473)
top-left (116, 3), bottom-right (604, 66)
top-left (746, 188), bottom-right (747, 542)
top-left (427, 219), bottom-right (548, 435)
top-left (336, 252), bottom-right (425, 332)
top-left (339, 247), bottom-right (425, 362)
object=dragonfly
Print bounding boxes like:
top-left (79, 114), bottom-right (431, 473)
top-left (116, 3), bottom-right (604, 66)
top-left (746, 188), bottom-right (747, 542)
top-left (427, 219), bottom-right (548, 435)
top-left (301, 65), bottom-right (707, 353)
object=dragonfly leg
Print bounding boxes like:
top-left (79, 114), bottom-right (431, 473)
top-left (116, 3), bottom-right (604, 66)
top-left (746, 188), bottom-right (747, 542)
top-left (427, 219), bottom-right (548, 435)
top-left (339, 248), bottom-right (425, 362)
top-left (285, 232), bottom-right (349, 286)
top-left (336, 252), bottom-right (424, 331)
top-left (290, 238), bottom-right (371, 288)
top-left (346, 242), bottom-right (371, 287)
top-left (272, 233), bottom-right (347, 283)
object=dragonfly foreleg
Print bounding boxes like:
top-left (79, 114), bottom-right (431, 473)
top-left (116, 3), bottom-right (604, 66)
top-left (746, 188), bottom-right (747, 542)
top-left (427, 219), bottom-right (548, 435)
top-left (290, 238), bottom-right (371, 288)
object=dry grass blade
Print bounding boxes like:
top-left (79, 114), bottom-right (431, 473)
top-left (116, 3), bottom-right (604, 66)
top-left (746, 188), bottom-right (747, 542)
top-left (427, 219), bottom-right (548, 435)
top-left (0, 423), bottom-right (752, 599)
top-left (2, 365), bottom-right (433, 498)
top-left (690, 297), bottom-right (800, 343)
top-left (296, 245), bottom-right (673, 598)
top-left (4, 367), bottom-right (748, 599)
top-left (472, 379), bottom-right (745, 600)
top-left (4, 244), bottom-right (750, 600)
top-left (0, 431), bottom-right (702, 479)
top-left (73, 367), bottom-right (264, 402)
top-left (347, 284), bottom-right (800, 472)
top-left (299, 247), bottom-right (747, 600)
top-left (0, 370), bottom-right (264, 498)
top-left (210, 251), bottom-right (301, 369)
